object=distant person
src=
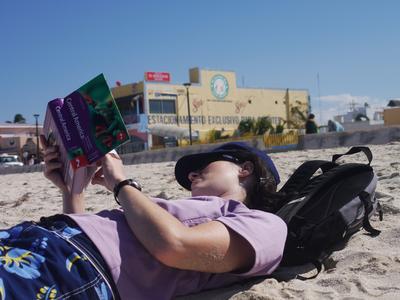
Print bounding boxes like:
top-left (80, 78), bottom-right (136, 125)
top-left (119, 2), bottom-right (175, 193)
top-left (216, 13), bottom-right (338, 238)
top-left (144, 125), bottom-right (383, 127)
top-left (28, 155), bottom-right (35, 165)
top-left (328, 120), bottom-right (344, 132)
top-left (305, 113), bottom-right (318, 134)
top-left (23, 151), bottom-right (29, 165)
top-left (335, 121), bottom-right (344, 132)
top-left (327, 120), bottom-right (337, 132)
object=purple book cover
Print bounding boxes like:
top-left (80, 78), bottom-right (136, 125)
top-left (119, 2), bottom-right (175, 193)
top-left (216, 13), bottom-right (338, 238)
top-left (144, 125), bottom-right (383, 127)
top-left (43, 74), bottom-right (129, 193)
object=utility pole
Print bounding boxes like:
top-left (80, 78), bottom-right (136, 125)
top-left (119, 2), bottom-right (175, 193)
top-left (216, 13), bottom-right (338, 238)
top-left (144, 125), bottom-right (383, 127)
top-left (183, 83), bottom-right (192, 145)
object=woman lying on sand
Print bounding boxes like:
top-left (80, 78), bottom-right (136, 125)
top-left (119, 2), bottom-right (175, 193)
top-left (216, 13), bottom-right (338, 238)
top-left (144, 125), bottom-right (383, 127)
top-left (0, 140), bottom-right (287, 300)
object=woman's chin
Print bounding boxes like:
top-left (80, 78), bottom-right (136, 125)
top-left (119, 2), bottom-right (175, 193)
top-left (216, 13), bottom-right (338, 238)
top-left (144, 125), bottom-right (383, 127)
top-left (191, 186), bottom-right (209, 197)
top-left (191, 189), bottom-right (205, 197)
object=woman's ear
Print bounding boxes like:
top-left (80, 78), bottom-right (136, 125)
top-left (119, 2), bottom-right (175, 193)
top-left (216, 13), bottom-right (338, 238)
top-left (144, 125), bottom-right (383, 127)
top-left (238, 161), bottom-right (255, 178)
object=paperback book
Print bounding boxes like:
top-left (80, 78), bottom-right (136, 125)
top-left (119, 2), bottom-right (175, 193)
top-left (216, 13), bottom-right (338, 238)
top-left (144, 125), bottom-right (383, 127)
top-left (43, 74), bottom-right (129, 194)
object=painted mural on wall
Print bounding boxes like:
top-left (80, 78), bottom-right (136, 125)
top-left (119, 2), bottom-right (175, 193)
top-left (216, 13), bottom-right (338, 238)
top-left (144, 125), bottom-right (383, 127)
top-left (210, 74), bottom-right (229, 100)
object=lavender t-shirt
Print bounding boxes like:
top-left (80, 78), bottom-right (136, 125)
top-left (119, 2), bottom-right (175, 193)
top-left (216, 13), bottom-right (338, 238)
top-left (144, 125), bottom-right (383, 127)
top-left (69, 196), bottom-right (287, 299)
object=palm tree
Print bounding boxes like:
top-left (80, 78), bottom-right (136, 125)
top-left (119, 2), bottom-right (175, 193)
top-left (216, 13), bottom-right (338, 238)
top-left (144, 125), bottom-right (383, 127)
top-left (254, 117), bottom-right (273, 135)
top-left (288, 106), bottom-right (308, 129)
top-left (238, 119), bottom-right (256, 135)
top-left (13, 114), bottom-right (26, 124)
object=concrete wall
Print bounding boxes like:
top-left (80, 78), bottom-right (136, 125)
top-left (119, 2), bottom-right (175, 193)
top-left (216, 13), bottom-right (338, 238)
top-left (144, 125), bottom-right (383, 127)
top-left (0, 138), bottom-right (262, 175)
top-left (342, 122), bottom-right (385, 132)
top-left (297, 125), bottom-right (400, 150)
top-left (1, 126), bottom-right (399, 175)
top-left (0, 163), bottom-right (44, 175)
top-left (120, 137), bottom-right (266, 165)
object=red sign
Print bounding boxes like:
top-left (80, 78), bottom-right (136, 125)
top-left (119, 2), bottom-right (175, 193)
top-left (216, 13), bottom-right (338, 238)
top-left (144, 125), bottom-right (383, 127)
top-left (145, 72), bottom-right (171, 82)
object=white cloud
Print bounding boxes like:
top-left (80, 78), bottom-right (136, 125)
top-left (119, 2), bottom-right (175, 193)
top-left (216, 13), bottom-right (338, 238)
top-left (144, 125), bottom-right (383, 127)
top-left (320, 94), bottom-right (369, 105)
top-left (310, 93), bottom-right (388, 125)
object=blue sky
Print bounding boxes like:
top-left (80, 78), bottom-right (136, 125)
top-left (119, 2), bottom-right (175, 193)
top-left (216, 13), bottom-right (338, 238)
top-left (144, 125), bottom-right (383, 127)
top-left (1, 0), bottom-right (399, 125)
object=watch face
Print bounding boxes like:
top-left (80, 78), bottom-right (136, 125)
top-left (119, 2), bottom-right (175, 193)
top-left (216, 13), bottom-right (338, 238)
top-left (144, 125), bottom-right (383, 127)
top-left (210, 75), bottom-right (229, 99)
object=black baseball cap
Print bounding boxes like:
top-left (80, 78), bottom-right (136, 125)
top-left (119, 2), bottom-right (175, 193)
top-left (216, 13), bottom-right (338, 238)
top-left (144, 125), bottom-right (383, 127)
top-left (175, 142), bottom-right (280, 190)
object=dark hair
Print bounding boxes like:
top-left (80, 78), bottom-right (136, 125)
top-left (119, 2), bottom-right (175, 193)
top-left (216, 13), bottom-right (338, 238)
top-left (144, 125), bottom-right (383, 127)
top-left (240, 153), bottom-right (286, 213)
top-left (308, 113), bottom-right (315, 119)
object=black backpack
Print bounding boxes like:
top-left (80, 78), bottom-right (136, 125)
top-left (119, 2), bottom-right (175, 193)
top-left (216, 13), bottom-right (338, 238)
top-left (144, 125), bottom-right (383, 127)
top-left (275, 146), bottom-right (383, 276)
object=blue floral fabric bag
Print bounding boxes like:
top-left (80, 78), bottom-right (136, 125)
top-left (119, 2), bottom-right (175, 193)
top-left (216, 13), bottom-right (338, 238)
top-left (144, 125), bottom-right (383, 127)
top-left (0, 219), bottom-right (112, 300)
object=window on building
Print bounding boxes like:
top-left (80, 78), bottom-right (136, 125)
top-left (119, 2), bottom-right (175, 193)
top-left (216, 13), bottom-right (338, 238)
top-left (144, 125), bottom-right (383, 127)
top-left (149, 99), bottom-right (176, 114)
top-left (162, 100), bottom-right (176, 113)
top-left (149, 100), bottom-right (162, 113)
top-left (115, 94), bottom-right (144, 124)
top-left (115, 94), bottom-right (144, 114)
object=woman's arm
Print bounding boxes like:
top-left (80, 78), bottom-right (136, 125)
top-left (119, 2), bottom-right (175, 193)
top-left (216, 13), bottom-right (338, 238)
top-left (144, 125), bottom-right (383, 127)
top-left (93, 154), bottom-right (254, 273)
top-left (120, 186), bottom-right (254, 273)
top-left (62, 192), bottom-right (85, 214)
top-left (41, 135), bottom-right (85, 214)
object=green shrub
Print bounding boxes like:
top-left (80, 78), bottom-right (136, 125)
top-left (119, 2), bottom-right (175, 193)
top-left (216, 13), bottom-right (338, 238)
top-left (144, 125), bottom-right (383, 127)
top-left (254, 117), bottom-right (273, 135)
top-left (238, 119), bottom-right (255, 135)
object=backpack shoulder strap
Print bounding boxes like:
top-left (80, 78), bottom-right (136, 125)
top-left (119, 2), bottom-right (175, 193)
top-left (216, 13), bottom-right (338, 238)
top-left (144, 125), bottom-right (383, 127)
top-left (332, 146), bottom-right (373, 165)
top-left (281, 146), bottom-right (373, 195)
top-left (359, 191), bottom-right (382, 236)
top-left (279, 160), bottom-right (337, 195)
top-left (295, 260), bottom-right (323, 280)
top-left (276, 160), bottom-right (336, 221)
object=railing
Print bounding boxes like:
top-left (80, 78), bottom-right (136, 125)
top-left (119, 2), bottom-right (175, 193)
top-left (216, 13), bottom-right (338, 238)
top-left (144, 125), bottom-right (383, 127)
top-left (263, 132), bottom-right (299, 150)
top-left (175, 131), bottom-right (301, 150)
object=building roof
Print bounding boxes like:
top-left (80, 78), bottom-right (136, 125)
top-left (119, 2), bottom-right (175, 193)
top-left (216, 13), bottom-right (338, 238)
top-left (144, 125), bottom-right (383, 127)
top-left (387, 100), bottom-right (400, 107)
top-left (0, 134), bottom-right (34, 138)
top-left (0, 123), bottom-right (43, 128)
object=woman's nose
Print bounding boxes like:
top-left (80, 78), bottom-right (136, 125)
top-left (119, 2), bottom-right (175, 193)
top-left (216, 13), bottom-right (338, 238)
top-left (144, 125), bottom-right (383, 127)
top-left (188, 170), bottom-right (200, 182)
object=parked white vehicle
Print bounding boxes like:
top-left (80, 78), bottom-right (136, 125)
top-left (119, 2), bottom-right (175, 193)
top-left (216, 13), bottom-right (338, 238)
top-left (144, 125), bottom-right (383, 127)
top-left (0, 154), bottom-right (24, 167)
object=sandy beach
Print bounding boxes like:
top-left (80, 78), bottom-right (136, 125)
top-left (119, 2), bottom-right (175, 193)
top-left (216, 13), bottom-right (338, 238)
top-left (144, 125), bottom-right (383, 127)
top-left (1, 142), bottom-right (399, 299)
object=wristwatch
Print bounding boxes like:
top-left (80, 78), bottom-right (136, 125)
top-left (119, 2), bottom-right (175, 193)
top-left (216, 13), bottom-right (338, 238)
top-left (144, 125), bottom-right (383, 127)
top-left (113, 179), bottom-right (142, 205)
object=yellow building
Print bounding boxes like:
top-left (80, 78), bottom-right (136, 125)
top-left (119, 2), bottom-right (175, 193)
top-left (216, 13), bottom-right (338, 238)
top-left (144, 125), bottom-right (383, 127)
top-left (383, 107), bottom-right (400, 125)
top-left (112, 68), bottom-right (310, 148)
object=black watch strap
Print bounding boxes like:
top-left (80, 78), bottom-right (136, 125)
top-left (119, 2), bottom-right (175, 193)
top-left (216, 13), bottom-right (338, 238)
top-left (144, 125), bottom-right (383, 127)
top-left (113, 179), bottom-right (142, 205)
